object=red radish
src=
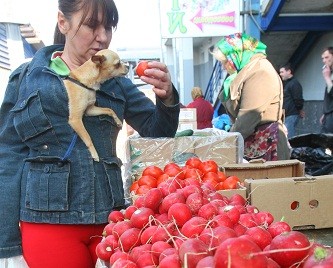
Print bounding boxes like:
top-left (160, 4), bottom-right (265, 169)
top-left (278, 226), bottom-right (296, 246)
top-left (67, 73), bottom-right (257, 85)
top-left (229, 193), bottom-right (247, 206)
top-left (159, 247), bottom-right (178, 263)
top-left (140, 225), bottom-right (158, 244)
top-left (103, 234), bottom-right (119, 251)
top-left (95, 240), bottom-right (113, 261)
top-left (303, 245), bottom-right (333, 268)
top-left (186, 192), bottom-right (204, 215)
top-left (245, 205), bottom-right (260, 214)
top-left (233, 223), bottom-right (247, 236)
top-left (136, 251), bottom-right (159, 267)
top-left (253, 211), bottom-right (274, 226)
top-left (130, 244), bottom-right (152, 263)
top-left (109, 250), bottom-right (133, 266)
top-left (220, 205), bottom-right (241, 225)
top-left (239, 213), bottom-right (258, 228)
top-left (168, 202), bottom-right (192, 227)
top-left (143, 187), bottom-right (163, 212)
top-left (266, 258), bottom-right (281, 268)
top-left (181, 184), bottom-right (202, 198)
top-left (199, 226), bottom-right (237, 249)
top-left (154, 212), bottom-right (169, 225)
top-left (130, 244), bottom-right (158, 267)
top-left (159, 192), bottom-right (185, 214)
top-left (124, 205), bottom-right (137, 220)
top-left (210, 199), bottom-right (229, 213)
top-left (269, 230), bottom-right (311, 268)
top-left (102, 222), bottom-right (116, 237)
top-left (210, 213), bottom-right (234, 229)
top-left (159, 253), bottom-right (182, 268)
top-left (196, 256), bottom-right (215, 268)
top-left (112, 259), bottom-right (138, 268)
top-left (112, 220), bottom-right (133, 239)
top-left (245, 226), bottom-right (272, 250)
top-left (181, 216), bottom-right (208, 238)
top-left (157, 180), bottom-right (178, 196)
top-left (214, 236), bottom-right (268, 268)
top-left (108, 210), bottom-right (124, 223)
top-left (234, 204), bottom-right (247, 214)
top-left (151, 224), bottom-right (173, 243)
top-left (267, 221), bottom-right (291, 238)
top-left (118, 227), bottom-right (141, 252)
top-left (133, 195), bottom-right (145, 207)
top-left (207, 191), bottom-right (226, 202)
top-left (197, 202), bottom-right (218, 220)
top-left (130, 207), bottom-right (154, 229)
top-left (151, 241), bottom-right (173, 259)
top-left (179, 238), bottom-right (212, 268)
top-left (184, 177), bottom-right (202, 187)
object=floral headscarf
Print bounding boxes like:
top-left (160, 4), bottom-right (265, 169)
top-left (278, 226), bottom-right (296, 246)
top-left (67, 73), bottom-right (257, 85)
top-left (216, 32), bottom-right (267, 101)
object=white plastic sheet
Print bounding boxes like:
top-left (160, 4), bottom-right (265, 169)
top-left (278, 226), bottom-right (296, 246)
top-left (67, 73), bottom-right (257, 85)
top-left (0, 256), bottom-right (29, 268)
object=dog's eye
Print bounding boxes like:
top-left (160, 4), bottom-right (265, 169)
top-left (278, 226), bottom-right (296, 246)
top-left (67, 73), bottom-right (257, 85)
top-left (115, 61), bottom-right (121, 68)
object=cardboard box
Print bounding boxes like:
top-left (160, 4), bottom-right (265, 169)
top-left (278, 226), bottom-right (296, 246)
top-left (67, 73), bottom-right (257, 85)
top-left (221, 160), bottom-right (305, 181)
top-left (245, 175), bottom-right (333, 229)
top-left (178, 121), bottom-right (197, 131)
top-left (218, 188), bottom-right (247, 199)
top-left (179, 108), bottom-right (197, 121)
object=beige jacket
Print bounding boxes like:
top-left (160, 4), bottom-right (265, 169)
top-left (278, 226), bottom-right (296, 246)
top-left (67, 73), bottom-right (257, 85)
top-left (222, 54), bottom-right (290, 160)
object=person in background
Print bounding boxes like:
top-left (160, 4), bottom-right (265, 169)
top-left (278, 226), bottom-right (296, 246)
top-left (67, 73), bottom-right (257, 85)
top-left (212, 32), bottom-right (290, 161)
top-left (0, 0), bottom-right (180, 267)
top-left (320, 47), bottom-right (333, 134)
top-left (186, 86), bottom-right (214, 129)
top-left (279, 63), bottom-right (305, 138)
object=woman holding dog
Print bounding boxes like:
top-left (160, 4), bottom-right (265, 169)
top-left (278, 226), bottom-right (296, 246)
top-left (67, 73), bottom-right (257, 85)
top-left (212, 32), bottom-right (290, 161)
top-left (0, 0), bottom-right (180, 267)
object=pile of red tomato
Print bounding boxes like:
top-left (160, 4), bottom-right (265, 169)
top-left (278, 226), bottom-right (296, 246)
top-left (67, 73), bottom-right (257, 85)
top-left (130, 158), bottom-right (242, 196)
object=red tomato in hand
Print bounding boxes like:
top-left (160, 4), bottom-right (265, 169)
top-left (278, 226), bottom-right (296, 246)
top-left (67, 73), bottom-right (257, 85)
top-left (136, 61), bottom-right (149, 77)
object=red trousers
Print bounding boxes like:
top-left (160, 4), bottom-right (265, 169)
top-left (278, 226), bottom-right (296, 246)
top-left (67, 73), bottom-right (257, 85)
top-left (21, 221), bottom-right (105, 268)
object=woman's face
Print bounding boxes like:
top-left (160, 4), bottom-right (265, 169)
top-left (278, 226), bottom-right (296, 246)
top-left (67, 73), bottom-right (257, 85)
top-left (59, 7), bottom-right (113, 64)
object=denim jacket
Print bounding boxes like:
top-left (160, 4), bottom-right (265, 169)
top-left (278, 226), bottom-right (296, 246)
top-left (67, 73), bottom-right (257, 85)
top-left (0, 45), bottom-right (180, 258)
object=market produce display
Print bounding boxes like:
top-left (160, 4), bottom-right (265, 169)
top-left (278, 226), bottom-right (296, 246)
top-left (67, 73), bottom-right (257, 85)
top-left (96, 158), bottom-right (333, 268)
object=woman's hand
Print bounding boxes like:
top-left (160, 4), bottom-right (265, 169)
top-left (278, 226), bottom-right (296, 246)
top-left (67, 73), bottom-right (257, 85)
top-left (139, 61), bottom-right (175, 106)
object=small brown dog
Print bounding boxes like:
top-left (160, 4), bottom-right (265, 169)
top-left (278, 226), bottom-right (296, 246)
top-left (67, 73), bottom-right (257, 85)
top-left (64, 49), bottom-right (128, 162)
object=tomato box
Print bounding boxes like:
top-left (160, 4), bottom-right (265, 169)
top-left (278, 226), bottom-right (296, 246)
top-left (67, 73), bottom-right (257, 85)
top-left (245, 175), bottom-right (333, 230)
top-left (217, 187), bottom-right (247, 199)
top-left (126, 129), bottom-right (244, 178)
top-left (221, 159), bottom-right (305, 182)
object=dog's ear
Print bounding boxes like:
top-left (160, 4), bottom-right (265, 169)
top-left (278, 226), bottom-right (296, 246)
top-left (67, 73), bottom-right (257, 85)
top-left (91, 55), bottom-right (107, 66)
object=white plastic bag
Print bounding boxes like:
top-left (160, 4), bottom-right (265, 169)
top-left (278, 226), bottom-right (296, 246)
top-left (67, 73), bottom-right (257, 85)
top-left (0, 255), bottom-right (29, 268)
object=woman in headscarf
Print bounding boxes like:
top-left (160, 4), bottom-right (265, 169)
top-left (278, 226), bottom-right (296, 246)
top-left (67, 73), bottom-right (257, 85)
top-left (212, 32), bottom-right (290, 161)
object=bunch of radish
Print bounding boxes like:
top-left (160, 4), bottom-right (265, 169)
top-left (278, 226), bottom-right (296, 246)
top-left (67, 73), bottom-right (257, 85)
top-left (96, 173), bottom-right (333, 267)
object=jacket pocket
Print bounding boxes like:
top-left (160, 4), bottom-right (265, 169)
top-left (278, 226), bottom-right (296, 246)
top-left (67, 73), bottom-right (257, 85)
top-left (12, 90), bottom-right (52, 142)
top-left (25, 157), bottom-right (70, 211)
top-left (102, 157), bottom-right (125, 208)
